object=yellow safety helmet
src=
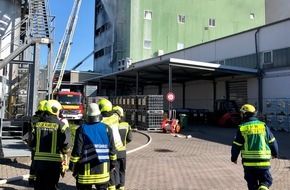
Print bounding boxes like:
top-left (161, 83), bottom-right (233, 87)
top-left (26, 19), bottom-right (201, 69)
top-left (98, 98), bottom-right (112, 112)
top-left (240, 104), bottom-right (256, 113)
top-left (113, 106), bottom-right (124, 117)
top-left (44, 99), bottom-right (62, 116)
top-left (37, 100), bottom-right (47, 111)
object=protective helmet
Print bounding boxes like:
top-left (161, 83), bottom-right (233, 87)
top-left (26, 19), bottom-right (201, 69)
top-left (37, 100), bottom-right (47, 111)
top-left (98, 98), bottom-right (112, 112)
top-left (113, 106), bottom-right (124, 117)
top-left (85, 103), bottom-right (102, 123)
top-left (44, 99), bottom-right (62, 116)
top-left (240, 104), bottom-right (256, 113)
top-left (87, 103), bottom-right (101, 116)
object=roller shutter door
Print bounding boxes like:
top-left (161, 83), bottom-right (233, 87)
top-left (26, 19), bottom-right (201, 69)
top-left (227, 81), bottom-right (247, 107)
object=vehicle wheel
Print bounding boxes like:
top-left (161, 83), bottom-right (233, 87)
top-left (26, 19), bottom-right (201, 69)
top-left (175, 124), bottom-right (181, 133)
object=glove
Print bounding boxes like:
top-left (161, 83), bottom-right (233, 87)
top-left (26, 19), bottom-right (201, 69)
top-left (61, 154), bottom-right (69, 177)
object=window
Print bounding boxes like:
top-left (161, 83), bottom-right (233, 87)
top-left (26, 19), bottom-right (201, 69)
top-left (144, 40), bottom-right (152, 49)
top-left (177, 43), bottom-right (184, 50)
top-left (250, 13), bottom-right (255, 19)
top-left (96, 4), bottom-right (103, 15)
top-left (178, 15), bottom-right (185, 23)
top-left (219, 60), bottom-right (225, 65)
top-left (208, 18), bottom-right (216, 27)
top-left (144, 10), bottom-right (152, 20)
top-left (263, 51), bottom-right (273, 63)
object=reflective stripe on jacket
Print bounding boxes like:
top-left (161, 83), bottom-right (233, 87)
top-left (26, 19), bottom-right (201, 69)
top-left (102, 115), bottom-right (123, 149)
top-left (80, 123), bottom-right (110, 163)
top-left (238, 120), bottom-right (272, 167)
top-left (69, 121), bottom-right (117, 185)
top-left (31, 114), bottom-right (72, 171)
top-left (117, 122), bottom-right (132, 158)
top-left (34, 122), bottom-right (66, 162)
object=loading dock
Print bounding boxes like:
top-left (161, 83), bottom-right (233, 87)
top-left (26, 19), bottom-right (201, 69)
top-left (84, 57), bottom-right (259, 114)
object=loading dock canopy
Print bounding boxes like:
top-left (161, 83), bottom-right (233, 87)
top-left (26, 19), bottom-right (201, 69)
top-left (85, 58), bottom-right (259, 91)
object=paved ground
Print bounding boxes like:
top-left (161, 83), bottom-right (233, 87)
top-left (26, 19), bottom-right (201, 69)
top-left (0, 125), bottom-right (290, 190)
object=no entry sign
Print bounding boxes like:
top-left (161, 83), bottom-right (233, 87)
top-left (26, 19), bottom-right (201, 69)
top-left (167, 92), bottom-right (175, 102)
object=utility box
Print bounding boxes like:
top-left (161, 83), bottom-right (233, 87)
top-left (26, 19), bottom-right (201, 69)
top-left (179, 114), bottom-right (188, 128)
top-left (84, 85), bottom-right (98, 97)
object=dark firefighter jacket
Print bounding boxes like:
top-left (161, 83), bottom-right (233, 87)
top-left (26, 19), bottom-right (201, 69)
top-left (69, 119), bottom-right (117, 185)
top-left (29, 113), bottom-right (72, 171)
top-left (117, 121), bottom-right (132, 159)
top-left (25, 111), bottom-right (43, 147)
top-left (231, 117), bottom-right (279, 169)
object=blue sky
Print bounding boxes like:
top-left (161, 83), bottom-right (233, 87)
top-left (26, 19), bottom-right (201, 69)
top-left (48, 0), bottom-right (95, 71)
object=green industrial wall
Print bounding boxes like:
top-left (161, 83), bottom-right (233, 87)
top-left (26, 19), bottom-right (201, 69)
top-left (116, 0), bottom-right (265, 63)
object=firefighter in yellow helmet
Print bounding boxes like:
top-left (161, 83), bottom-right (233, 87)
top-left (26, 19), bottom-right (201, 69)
top-left (26, 100), bottom-right (48, 186)
top-left (112, 106), bottom-right (132, 190)
top-left (231, 104), bottom-right (279, 190)
top-left (98, 99), bottom-right (123, 190)
top-left (69, 103), bottom-right (117, 190)
top-left (29, 99), bottom-right (72, 190)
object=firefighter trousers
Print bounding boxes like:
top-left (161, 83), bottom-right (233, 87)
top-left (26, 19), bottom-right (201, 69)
top-left (244, 168), bottom-right (272, 190)
top-left (115, 157), bottom-right (126, 189)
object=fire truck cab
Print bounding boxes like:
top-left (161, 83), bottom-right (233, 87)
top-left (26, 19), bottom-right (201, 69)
top-left (54, 90), bottom-right (84, 121)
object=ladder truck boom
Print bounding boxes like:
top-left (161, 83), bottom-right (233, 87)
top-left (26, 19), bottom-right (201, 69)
top-left (52, 0), bottom-right (82, 92)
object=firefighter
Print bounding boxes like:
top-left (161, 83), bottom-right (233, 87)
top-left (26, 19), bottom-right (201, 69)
top-left (98, 99), bottom-right (123, 190)
top-left (29, 99), bottom-right (72, 190)
top-left (69, 103), bottom-right (117, 190)
top-left (25, 100), bottom-right (47, 186)
top-left (231, 104), bottom-right (279, 190)
top-left (112, 106), bottom-right (132, 190)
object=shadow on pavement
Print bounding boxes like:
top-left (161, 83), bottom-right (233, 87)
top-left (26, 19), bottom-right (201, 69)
top-left (180, 124), bottom-right (290, 160)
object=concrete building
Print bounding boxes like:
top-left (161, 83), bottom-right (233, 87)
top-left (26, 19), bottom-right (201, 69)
top-left (88, 18), bottom-right (290, 131)
top-left (265, 0), bottom-right (290, 24)
top-left (94, 0), bottom-right (265, 74)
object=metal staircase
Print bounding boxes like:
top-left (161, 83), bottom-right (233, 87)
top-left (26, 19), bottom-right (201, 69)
top-left (0, 0), bottom-right (54, 139)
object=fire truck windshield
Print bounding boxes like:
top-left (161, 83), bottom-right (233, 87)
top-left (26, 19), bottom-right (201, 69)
top-left (57, 94), bottom-right (82, 105)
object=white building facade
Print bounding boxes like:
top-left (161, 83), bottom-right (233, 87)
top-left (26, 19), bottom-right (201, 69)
top-left (142, 19), bottom-right (290, 130)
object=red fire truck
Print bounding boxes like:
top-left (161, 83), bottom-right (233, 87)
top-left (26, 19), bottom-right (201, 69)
top-left (54, 91), bottom-right (84, 121)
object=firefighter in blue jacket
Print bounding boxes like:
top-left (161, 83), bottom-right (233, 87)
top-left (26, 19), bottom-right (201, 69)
top-left (29, 99), bottom-right (72, 190)
top-left (69, 103), bottom-right (117, 190)
top-left (112, 106), bottom-right (132, 190)
top-left (231, 104), bottom-right (279, 190)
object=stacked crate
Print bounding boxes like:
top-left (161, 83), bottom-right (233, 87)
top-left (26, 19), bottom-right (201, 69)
top-left (136, 95), bottom-right (163, 130)
top-left (124, 95), bottom-right (137, 127)
top-left (110, 95), bottom-right (164, 130)
top-left (264, 98), bottom-right (290, 131)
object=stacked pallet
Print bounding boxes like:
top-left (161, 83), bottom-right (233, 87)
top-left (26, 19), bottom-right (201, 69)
top-left (264, 98), bottom-right (290, 131)
top-left (136, 95), bottom-right (163, 131)
top-left (111, 95), bottom-right (164, 130)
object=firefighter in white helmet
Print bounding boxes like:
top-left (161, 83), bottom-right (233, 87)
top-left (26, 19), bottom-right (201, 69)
top-left (69, 103), bottom-right (117, 190)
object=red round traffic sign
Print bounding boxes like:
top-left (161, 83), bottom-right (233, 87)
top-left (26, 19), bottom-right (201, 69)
top-left (167, 92), bottom-right (175, 102)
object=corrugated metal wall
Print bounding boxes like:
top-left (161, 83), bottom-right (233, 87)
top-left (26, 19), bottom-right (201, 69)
top-left (227, 80), bottom-right (247, 107)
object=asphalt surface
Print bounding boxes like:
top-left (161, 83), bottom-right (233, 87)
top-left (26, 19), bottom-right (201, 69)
top-left (0, 125), bottom-right (290, 190)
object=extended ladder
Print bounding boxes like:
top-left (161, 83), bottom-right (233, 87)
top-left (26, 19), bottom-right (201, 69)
top-left (52, 0), bottom-right (82, 92)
